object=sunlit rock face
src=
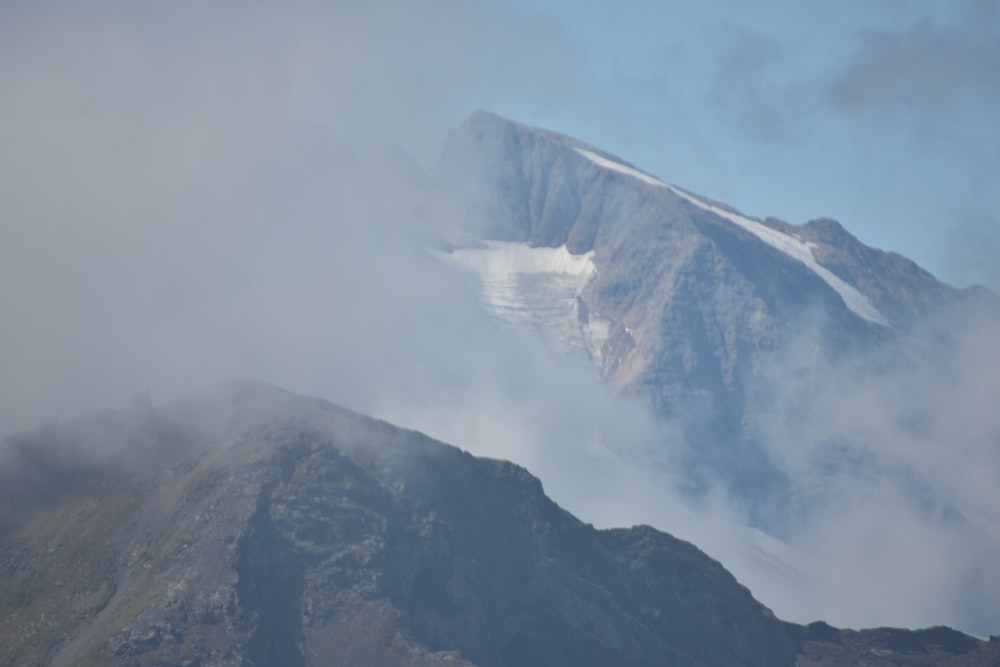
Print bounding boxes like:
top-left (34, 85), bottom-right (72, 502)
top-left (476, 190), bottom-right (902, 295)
top-left (433, 110), bottom-right (999, 520)
top-left (435, 111), bottom-right (977, 409)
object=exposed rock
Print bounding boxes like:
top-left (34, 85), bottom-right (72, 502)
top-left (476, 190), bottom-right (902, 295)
top-left (2, 383), bottom-right (996, 666)
top-left (1, 383), bottom-right (796, 666)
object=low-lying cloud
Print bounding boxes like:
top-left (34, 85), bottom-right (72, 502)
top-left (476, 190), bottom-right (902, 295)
top-left (0, 0), bottom-right (573, 434)
top-left (741, 304), bottom-right (1000, 634)
top-left (830, 4), bottom-right (1000, 120)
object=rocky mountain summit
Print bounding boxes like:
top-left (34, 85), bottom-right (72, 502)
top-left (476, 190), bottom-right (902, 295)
top-left (437, 110), bottom-right (984, 334)
top-left (2, 383), bottom-right (998, 666)
top-left (435, 109), bottom-right (999, 401)
top-left (432, 110), bottom-right (1000, 516)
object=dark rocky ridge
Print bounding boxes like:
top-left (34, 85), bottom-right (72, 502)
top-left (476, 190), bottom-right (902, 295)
top-left (0, 383), bottom-right (795, 666)
top-left (3, 384), bottom-right (998, 665)
top-left (3, 383), bottom-right (999, 666)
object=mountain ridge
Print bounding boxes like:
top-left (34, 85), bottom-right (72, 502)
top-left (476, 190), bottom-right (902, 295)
top-left (3, 382), bottom-right (998, 666)
top-left (1, 382), bottom-right (797, 666)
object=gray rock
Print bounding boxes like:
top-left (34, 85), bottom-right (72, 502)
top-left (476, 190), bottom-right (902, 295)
top-left (2, 383), bottom-right (995, 666)
top-left (0, 382), bottom-right (796, 666)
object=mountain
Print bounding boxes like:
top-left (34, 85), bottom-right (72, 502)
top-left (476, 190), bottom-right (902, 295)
top-left (423, 111), bottom-right (1000, 636)
top-left (0, 383), bottom-right (791, 666)
top-left (432, 110), bottom-right (1000, 512)
top-left (2, 383), bottom-right (998, 666)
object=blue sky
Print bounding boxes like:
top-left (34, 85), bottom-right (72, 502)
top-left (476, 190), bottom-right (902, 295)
top-left (475, 0), bottom-right (1000, 290)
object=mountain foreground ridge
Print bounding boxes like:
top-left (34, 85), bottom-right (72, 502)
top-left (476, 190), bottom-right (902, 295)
top-left (2, 382), bottom-right (999, 666)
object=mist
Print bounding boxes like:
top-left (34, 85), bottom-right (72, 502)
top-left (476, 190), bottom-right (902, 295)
top-left (3, 0), bottom-right (999, 640)
top-left (743, 303), bottom-right (1000, 634)
top-left (0, 0), bottom-right (572, 434)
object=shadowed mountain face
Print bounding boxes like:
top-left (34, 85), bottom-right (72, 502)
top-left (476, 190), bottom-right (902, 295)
top-left (0, 383), bottom-right (796, 667)
top-left (3, 384), bottom-right (999, 666)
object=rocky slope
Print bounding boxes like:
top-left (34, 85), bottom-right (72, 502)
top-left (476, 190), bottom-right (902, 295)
top-left (1, 383), bottom-right (796, 666)
top-left (3, 384), bottom-right (998, 666)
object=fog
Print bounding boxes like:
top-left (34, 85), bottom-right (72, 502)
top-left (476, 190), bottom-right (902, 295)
top-left (740, 304), bottom-right (1000, 634)
top-left (0, 0), bottom-right (571, 432)
top-left (2, 1), bottom-right (999, 639)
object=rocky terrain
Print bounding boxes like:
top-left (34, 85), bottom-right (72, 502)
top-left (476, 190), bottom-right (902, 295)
top-left (0, 383), bottom-right (794, 666)
top-left (2, 383), bottom-right (998, 666)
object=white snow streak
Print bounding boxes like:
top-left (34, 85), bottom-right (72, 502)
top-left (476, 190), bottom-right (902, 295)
top-left (574, 148), bottom-right (890, 327)
top-left (575, 147), bottom-right (670, 188)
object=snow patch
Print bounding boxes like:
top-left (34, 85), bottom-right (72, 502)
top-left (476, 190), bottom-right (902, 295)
top-left (438, 242), bottom-right (608, 356)
top-left (574, 148), bottom-right (890, 327)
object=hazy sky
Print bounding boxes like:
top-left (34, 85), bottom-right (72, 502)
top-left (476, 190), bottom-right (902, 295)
top-left (487, 0), bottom-right (1000, 291)
top-left (2, 0), bottom-right (998, 637)
top-left (5, 2), bottom-right (996, 285)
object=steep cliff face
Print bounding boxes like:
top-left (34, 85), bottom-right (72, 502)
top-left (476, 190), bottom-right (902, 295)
top-left (0, 383), bottom-right (797, 667)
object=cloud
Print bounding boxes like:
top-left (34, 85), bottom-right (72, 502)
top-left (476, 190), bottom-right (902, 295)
top-left (822, 5), bottom-right (1000, 293)
top-left (704, 29), bottom-right (809, 144)
top-left (744, 303), bottom-right (1000, 634)
top-left (831, 6), bottom-right (1000, 120)
top-left (0, 0), bottom-right (578, 435)
top-left (938, 212), bottom-right (1000, 291)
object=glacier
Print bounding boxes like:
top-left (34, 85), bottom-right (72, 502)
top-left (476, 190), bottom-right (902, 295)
top-left (436, 241), bottom-right (612, 360)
